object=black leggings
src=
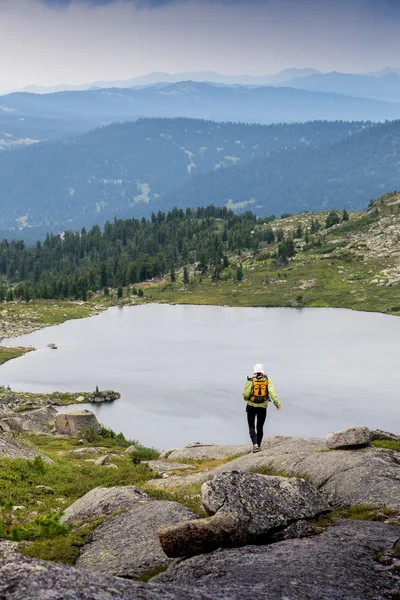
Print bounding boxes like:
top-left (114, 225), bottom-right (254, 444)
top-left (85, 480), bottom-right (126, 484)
top-left (246, 405), bottom-right (267, 447)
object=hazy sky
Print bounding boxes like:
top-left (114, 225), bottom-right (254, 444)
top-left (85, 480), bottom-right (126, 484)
top-left (0, 0), bottom-right (399, 90)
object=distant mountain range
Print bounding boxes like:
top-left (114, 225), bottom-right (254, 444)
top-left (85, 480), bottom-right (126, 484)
top-left (1, 81), bottom-right (400, 145)
top-left (279, 72), bottom-right (400, 103)
top-left (15, 67), bottom-right (400, 94)
top-left (17, 69), bottom-right (322, 93)
top-left (0, 117), bottom-right (399, 241)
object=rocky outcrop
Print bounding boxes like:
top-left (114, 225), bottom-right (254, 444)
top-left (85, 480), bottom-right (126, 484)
top-left (159, 472), bottom-right (329, 557)
top-left (165, 443), bottom-right (251, 461)
top-left (326, 426), bottom-right (371, 449)
top-left (0, 555), bottom-right (213, 600)
top-left (0, 434), bottom-right (52, 463)
top-left (156, 520), bottom-right (400, 600)
top-left (89, 391), bottom-right (121, 404)
top-left (0, 406), bottom-right (57, 435)
top-left (60, 485), bottom-right (151, 524)
top-left (76, 501), bottom-right (198, 578)
top-left (55, 410), bottom-right (101, 437)
top-left (150, 434), bottom-right (400, 509)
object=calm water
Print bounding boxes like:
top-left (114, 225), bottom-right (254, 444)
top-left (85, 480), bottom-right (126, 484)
top-left (1, 305), bottom-right (399, 448)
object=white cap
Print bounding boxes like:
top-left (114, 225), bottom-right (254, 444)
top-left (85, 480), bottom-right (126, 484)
top-left (253, 363), bottom-right (265, 375)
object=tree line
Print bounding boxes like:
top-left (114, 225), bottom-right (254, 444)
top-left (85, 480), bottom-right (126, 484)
top-left (0, 206), bottom-right (276, 302)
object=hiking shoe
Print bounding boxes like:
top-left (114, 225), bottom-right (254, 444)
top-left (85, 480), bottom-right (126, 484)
top-left (253, 444), bottom-right (260, 453)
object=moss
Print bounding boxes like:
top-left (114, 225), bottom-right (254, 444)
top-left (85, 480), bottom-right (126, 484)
top-left (135, 565), bottom-right (169, 582)
top-left (313, 504), bottom-right (396, 528)
top-left (371, 440), bottom-right (400, 453)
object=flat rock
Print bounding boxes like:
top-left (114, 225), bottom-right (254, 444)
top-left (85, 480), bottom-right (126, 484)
top-left (55, 410), bottom-right (101, 437)
top-left (326, 426), bottom-right (371, 449)
top-left (159, 471), bottom-right (329, 557)
top-left (147, 460), bottom-right (195, 474)
top-left (60, 485), bottom-right (150, 524)
top-left (156, 520), bottom-right (400, 600)
top-left (0, 434), bottom-right (52, 463)
top-left (166, 443), bottom-right (251, 461)
top-left (76, 500), bottom-right (198, 578)
top-left (0, 555), bottom-right (213, 600)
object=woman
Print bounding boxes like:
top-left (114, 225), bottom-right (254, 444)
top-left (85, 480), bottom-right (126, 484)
top-left (243, 363), bottom-right (281, 452)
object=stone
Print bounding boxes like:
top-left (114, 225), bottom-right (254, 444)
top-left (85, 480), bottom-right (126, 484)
top-left (95, 455), bottom-right (110, 466)
top-left (55, 410), bottom-right (101, 437)
top-left (69, 447), bottom-right (100, 456)
top-left (159, 514), bottom-right (246, 558)
top-left (60, 485), bottom-right (150, 524)
top-left (156, 520), bottom-right (400, 600)
top-left (0, 541), bottom-right (19, 560)
top-left (166, 443), bottom-right (251, 461)
top-left (76, 396), bottom-right (85, 403)
top-left (78, 439), bottom-right (89, 444)
top-left (326, 426), bottom-right (371, 449)
top-left (36, 485), bottom-right (55, 494)
top-left (370, 429), bottom-right (400, 443)
top-left (159, 471), bottom-right (329, 558)
top-left (159, 448), bottom-right (179, 459)
top-left (76, 501), bottom-right (198, 578)
top-left (0, 435), bottom-right (52, 463)
top-left (124, 445), bottom-right (137, 453)
top-left (0, 555), bottom-right (213, 600)
top-left (147, 460), bottom-right (195, 474)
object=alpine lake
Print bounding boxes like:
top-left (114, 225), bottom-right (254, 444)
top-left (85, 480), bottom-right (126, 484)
top-left (1, 304), bottom-right (399, 449)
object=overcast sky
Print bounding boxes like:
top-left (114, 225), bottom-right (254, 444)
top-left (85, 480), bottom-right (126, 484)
top-left (0, 0), bottom-right (399, 91)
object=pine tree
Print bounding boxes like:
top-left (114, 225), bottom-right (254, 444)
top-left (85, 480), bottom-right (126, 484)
top-left (236, 264), bottom-right (243, 281)
top-left (183, 266), bottom-right (189, 285)
top-left (342, 209), bottom-right (349, 222)
top-left (170, 264), bottom-right (176, 283)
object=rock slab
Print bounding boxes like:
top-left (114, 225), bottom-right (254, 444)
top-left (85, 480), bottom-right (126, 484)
top-left (0, 434), bottom-right (52, 463)
top-left (156, 520), bottom-right (400, 600)
top-left (0, 555), bottom-right (213, 600)
top-left (76, 500), bottom-right (198, 578)
top-left (55, 410), bottom-right (101, 437)
top-left (326, 426), bottom-right (371, 449)
top-left (60, 485), bottom-right (151, 524)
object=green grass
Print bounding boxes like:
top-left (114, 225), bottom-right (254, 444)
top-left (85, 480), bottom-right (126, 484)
top-left (371, 440), bottom-right (400, 452)
top-left (144, 483), bottom-right (207, 517)
top-left (314, 504), bottom-right (396, 528)
top-left (0, 346), bottom-right (34, 366)
top-left (0, 432), bottom-right (160, 564)
top-left (20, 519), bottom-right (103, 565)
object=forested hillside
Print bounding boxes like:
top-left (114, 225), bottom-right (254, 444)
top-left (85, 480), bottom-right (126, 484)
top-left (1, 192), bottom-right (399, 321)
top-left (0, 206), bottom-right (273, 302)
top-left (0, 118), bottom-right (366, 238)
top-left (166, 120), bottom-right (400, 215)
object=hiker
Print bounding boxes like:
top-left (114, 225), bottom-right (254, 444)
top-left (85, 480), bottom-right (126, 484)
top-left (242, 363), bottom-right (281, 453)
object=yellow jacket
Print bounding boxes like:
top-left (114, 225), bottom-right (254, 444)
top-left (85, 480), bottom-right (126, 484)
top-left (244, 376), bottom-right (281, 409)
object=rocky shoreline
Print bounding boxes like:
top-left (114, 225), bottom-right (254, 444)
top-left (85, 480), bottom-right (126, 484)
top-left (0, 415), bottom-right (400, 599)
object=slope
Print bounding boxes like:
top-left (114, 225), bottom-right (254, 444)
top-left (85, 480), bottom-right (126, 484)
top-left (165, 120), bottom-right (400, 216)
top-left (0, 118), bottom-right (366, 237)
